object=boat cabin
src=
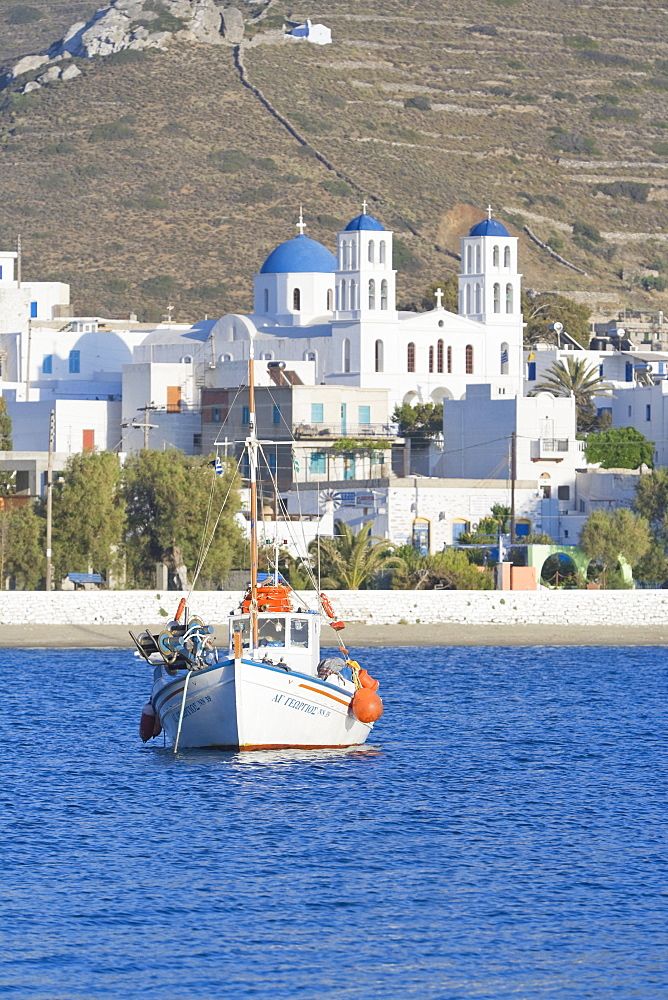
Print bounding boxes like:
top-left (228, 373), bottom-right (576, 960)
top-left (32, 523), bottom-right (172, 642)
top-left (228, 611), bottom-right (321, 673)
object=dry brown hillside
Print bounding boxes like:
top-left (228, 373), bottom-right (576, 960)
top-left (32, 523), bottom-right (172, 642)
top-left (0, 0), bottom-right (667, 322)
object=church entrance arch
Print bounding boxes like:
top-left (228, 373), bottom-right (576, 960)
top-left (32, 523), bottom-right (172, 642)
top-left (430, 387), bottom-right (454, 402)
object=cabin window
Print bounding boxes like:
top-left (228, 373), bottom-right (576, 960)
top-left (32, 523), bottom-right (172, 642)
top-left (231, 618), bottom-right (251, 648)
top-left (258, 617), bottom-right (286, 647)
top-left (290, 619), bottom-right (309, 648)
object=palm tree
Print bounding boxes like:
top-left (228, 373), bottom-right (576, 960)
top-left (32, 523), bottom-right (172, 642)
top-left (311, 520), bottom-right (405, 590)
top-left (529, 357), bottom-right (612, 428)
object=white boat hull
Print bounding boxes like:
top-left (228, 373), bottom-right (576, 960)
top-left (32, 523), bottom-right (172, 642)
top-left (153, 657), bottom-right (373, 750)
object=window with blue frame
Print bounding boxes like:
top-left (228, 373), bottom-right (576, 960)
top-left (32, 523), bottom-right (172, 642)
top-left (0, 266), bottom-right (3, 279)
top-left (646, 405), bottom-right (651, 421)
top-left (42, 354), bottom-right (53, 374)
top-left (358, 405), bottom-right (371, 424)
top-left (310, 452), bottom-right (326, 474)
top-left (212, 407), bottom-right (221, 422)
top-left (268, 453), bottom-right (277, 475)
top-left (527, 362), bottom-right (536, 381)
top-left (68, 350), bottom-right (80, 374)
top-left (311, 403), bottom-right (323, 423)
top-left (273, 405), bottom-right (280, 425)
top-left (30, 301), bottom-right (37, 319)
top-left (242, 405), bottom-right (250, 424)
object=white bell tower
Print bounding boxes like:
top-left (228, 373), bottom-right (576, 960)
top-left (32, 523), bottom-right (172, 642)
top-left (459, 207), bottom-right (522, 325)
top-left (334, 204), bottom-right (397, 321)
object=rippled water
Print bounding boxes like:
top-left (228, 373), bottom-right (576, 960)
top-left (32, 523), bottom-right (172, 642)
top-left (1, 645), bottom-right (666, 999)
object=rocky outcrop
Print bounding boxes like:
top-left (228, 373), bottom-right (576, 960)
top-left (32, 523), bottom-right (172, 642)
top-left (2, 0), bottom-right (242, 91)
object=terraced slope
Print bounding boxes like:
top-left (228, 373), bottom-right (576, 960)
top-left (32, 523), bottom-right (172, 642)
top-left (0, 0), bottom-right (667, 321)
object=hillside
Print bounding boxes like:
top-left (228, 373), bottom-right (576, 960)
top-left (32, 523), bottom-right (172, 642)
top-left (0, 0), bottom-right (667, 323)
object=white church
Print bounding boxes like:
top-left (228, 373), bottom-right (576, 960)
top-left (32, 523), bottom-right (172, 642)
top-left (208, 206), bottom-right (525, 411)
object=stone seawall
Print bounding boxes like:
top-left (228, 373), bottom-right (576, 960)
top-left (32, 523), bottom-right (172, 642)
top-left (2, 590), bottom-right (668, 627)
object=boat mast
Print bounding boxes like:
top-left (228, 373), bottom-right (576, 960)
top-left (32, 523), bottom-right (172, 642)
top-left (248, 333), bottom-right (259, 647)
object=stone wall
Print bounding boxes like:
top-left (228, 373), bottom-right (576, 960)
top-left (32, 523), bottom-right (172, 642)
top-left (2, 589), bottom-right (668, 627)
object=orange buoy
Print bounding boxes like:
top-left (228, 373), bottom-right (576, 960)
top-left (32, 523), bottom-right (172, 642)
top-left (174, 598), bottom-right (187, 623)
top-left (359, 669), bottom-right (379, 692)
top-left (350, 688), bottom-right (383, 723)
top-left (330, 620), bottom-right (346, 631)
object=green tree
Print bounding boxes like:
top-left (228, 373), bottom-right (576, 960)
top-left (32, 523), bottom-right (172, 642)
top-left (584, 426), bottom-right (654, 469)
top-left (391, 545), bottom-right (493, 590)
top-left (419, 274), bottom-right (459, 312)
top-left (633, 542), bottom-right (668, 586)
top-left (392, 402), bottom-right (443, 438)
top-left (0, 503), bottom-right (44, 589)
top-left (523, 292), bottom-right (592, 348)
top-left (311, 520), bottom-right (403, 589)
top-left (123, 449), bottom-right (242, 589)
top-left (634, 468), bottom-right (668, 528)
top-left (52, 451), bottom-right (125, 583)
top-left (579, 507), bottom-right (651, 586)
top-left (0, 397), bottom-right (12, 450)
top-left (529, 356), bottom-right (612, 429)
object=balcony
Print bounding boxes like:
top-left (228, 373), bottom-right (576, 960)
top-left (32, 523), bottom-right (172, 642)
top-left (293, 422), bottom-right (398, 440)
top-left (532, 437), bottom-right (570, 462)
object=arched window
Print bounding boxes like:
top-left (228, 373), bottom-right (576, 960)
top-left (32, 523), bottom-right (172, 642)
top-left (500, 342), bottom-right (509, 375)
top-left (475, 283), bottom-right (481, 313)
top-left (351, 241), bottom-right (357, 269)
top-left (429, 346), bottom-right (434, 373)
top-left (343, 242), bottom-right (350, 269)
top-left (379, 240), bottom-right (386, 264)
top-left (180, 355), bottom-right (193, 364)
top-left (437, 340), bottom-right (444, 374)
top-left (260, 351), bottom-right (273, 361)
top-left (263, 288), bottom-right (269, 313)
top-left (466, 246), bottom-right (473, 273)
top-left (368, 279), bottom-right (376, 309)
top-left (368, 240), bottom-right (375, 263)
top-left (304, 350), bottom-right (317, 362)
top-left (350, 279), bottom-right (357, 310)
top-left (380, 279), bottom-right (388, 310)
top-left (220, 352), bottom-right (233, 362)
top-left (343, 338), bottom-right (351, 373)
top-left (504, 246), bottom-right (511, 268)
top-left (447, 345), bottom-right (452, 374)
top-left (407, 342), bottom-right (415, 373)
top-left (451, 519), bottom-right (470, 542)
top-left (327, 288), bottom-right (333, 310)
top-left (465, 344), bottom-right (473, 374)
top-left (375, 339), bottom-right (384, 373)
top-left (341, 280), bottom-right (347, 310)
top-left (475, 246), bottom-right (481, 272)
top-left (293, 288), bottom-right (301, 311)
top-left (493, 245), bottom-right (500, 268)
top-left (506, 283), bottom-right (514, 313)
top-left (493, 283), bottom-right (501, 313)
top-left (465, 284), bottom-right (471, 313)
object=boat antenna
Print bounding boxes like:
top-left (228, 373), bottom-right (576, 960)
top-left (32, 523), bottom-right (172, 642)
top-left (248, 331), bottom-right (259, 648)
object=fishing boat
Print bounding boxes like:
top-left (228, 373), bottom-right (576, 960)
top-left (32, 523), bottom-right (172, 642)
top-left (133, 338), bottom-right (383, 752)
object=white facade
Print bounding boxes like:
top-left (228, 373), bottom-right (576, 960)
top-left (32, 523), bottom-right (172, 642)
top-left (611, 381), bottom-right (668, 467)
top-left (288, 19), bottom-right (331, 44)
top-left (6, 398), bottom-right (121, 454)
top-left (121, 361), bottom-right (201, 453)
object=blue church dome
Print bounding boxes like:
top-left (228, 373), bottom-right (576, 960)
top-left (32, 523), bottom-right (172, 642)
top-left (345, 213), bottom-right (385, 232)
top-left (468, 218), bottom-right (510, 238)
top-left (260, 234), bottom-right (336, 274)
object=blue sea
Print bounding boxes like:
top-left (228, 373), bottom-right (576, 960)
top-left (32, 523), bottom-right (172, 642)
top-left (1, 645), bottom-right (666, 1000)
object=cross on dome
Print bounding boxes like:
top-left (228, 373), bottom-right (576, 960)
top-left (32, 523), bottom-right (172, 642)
top-left (296, 207), bottom-right (306, 236)
top-left (361, 199), bottom-right (368, 214)
top-left (434, 287), bottom-right (444, 309)
top-left (487, 204), bottom-right (493, 220)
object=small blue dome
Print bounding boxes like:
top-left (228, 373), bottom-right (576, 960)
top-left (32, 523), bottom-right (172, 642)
top-left (260, 234), bottom-right (336, 274)
top-left (345, 213), bottom-right (385, 232)
top-left (468, 218), bottom-right (510, 238)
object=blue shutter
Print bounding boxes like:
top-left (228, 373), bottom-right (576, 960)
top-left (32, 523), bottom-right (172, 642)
top-left (43, 355), bottom-right (53, 374)
top-left (242, 405), bottom-right (250, 424)
top-left (358, 405), bottom-right (371, 425)
top-left (311, 403), bottom-right (323, 423)
top-left (69, 350), bottom-right (80, 373)
top-left (30, 301), bottom-right (38, 318)
top-left (273, 405), bottom-right (280, 424)
top-left (527, 362), bottom-right (536, 380)
top-left (310, 452), bottom-right (326, 474)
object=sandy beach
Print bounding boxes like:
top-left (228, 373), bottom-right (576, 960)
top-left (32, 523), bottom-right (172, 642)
top-left (2, 622), bottom-right (668, 647)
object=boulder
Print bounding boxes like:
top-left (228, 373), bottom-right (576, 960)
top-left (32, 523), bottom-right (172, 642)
top-left (187, 0), bottom-right (225, 43)
top-left (60, 63), bottom-right (82, 81)
top-left (220, 6), bottom-right (244, 42)
top-left (23, 81), bottom-right (41, 93)
top-left (11, 54), bottom-right (49, 78)
top-left (37, 65), bottom-right (62, 84)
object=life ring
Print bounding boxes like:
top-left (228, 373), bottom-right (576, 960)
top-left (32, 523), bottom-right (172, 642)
top-left (320, 593), bottom-right (336, 619)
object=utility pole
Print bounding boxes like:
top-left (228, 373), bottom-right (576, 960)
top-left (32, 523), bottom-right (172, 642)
top-left (510, 430), bottom-right (517, 545)
top-left (17, 233), bottom-right (21, 287)
top-left (121, 403), bottom-right (159, 450)
top-left (45, 409), bottom-right (55, 591)
top-left (25, 317), bottom-right (32, 399)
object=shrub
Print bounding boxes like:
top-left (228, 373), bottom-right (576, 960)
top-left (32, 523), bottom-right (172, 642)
top-left (553, 91), bottom-right (577, 102)
top-left (256, 156), bottom-right (276, 172)
top-left (43, 139), bottom-right (76, 155)
top-left (106, 48), bottom-right (147, 65)
top-left (591, 104), bottom-right (639, 122)
top-left (466, 24), bottom-right (498, 35)
top-left (89, 121), bottom-right (135, 142)
top-left (321, 178), bottom-right (352, 197)
top-left (317, 214), bottom-right (341, 229)
top-left (564, 33), bottom-right (597, 49)
top-left (404, 96), bottom-right (431, 111)
top-left (642, 276), bottom-right (667, 292)
top-left (240, 183), bottom-right (276, 204)
top-left (653, 142), bottom-right (668, 156)
top-left (490, 85), bottom-right (513, 97)
top-left (595, 181), bottom-right (650, 203)
top-left (579, 50), bottom-right (632, 66)
top-left (648, 76), bottom-right (668, 91)
top-left (6, 4), bottom-right (43, 23)
top-left (392, 237), bottom-right (421, 274)
top-left (208, 149), bottom-right (250, 173)
top-left (514, 92), bottom-right (538, 103)
top-left (140, 274), bottom-right (178, 297)
top-left (572, 219), bottom-right (602, 243)
top-left (319, 93), bottom-right (345, 109)
top-left (506, 58), bottom-right (524, 69)
top-left (549, 128), bottom-right (599, 155)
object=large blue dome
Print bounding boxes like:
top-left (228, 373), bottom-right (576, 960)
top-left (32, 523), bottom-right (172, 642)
top-left (260, 234), bottom-right (336, 274)
top-left (345, 213), bottom-right (385, 232)
top-left (468, 218), bottom-right (510, 238)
